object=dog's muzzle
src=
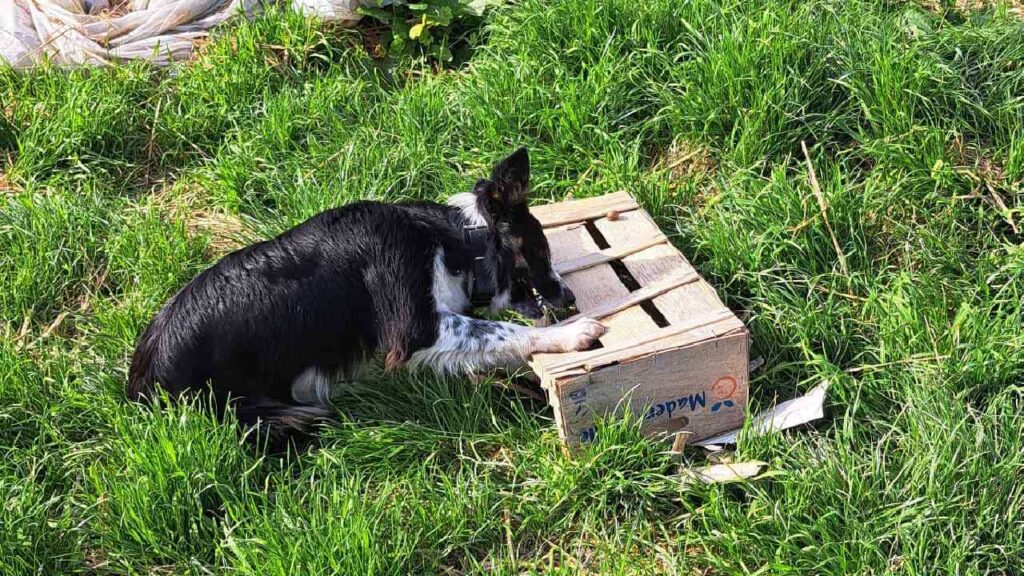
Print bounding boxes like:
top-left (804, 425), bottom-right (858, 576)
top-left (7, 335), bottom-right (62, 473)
top-left (546, 282), bottom-right (576, 309)
top-left (530, 281), bottom-right (576, 321)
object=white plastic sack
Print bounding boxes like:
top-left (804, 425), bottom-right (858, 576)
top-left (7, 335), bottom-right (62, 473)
top-left (0, 0), bottom-right (366, 69)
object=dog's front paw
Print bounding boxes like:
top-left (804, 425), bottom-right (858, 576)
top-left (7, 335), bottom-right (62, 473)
top-left (546, 318), bottom-right (607, 353)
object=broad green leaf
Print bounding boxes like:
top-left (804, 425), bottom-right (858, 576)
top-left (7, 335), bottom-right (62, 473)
top-left (409, 14), bottom-right (427, 39)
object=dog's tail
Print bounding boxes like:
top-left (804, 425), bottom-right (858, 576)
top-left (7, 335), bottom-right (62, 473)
top-left (127, 318), bottom-right (163, 402)
top-left (234, 398), bottom-right (335, 448)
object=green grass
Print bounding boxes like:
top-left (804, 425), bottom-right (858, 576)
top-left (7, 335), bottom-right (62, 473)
top-left (1, 0), bottom-right (1023, 573)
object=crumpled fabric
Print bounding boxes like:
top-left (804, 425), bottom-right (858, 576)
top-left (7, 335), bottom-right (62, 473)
top-left (0, 0), bottom-right (368, 68)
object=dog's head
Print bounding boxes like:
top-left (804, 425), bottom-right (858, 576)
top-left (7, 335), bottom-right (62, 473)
top-left (471, 148), bottom-right (575, 318)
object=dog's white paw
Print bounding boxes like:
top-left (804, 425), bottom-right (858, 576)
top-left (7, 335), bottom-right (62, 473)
top-left (545, 318), bottom-right (607, 353)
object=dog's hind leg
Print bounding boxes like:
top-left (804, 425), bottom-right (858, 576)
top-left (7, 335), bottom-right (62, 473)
top-left (408, 312), bottom-right (606, 375)
top-left (233, 396), bottom-right (335, 450)
top-left (290, 366), bottom-right (355, 406)
top-left (292, 364), bottom-right (339, 401)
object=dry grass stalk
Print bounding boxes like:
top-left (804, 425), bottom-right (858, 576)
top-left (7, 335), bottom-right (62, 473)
top-left (948, 137), bottom-right (1020, 234)
top-left (1, 153), bottom-right (18, 198)
top-left (801, 140), bottom-right (850, 277)
top-left (918, 0), bottom-right (1024, 14)
top-left (658, 138), bottom-right (716, 182)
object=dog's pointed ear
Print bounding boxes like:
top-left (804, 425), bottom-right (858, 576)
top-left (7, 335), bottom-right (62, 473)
top-left (489, 147), bottom-right (530, 207)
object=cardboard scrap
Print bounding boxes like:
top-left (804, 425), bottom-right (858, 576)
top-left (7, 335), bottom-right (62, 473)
top-left (694, 381), bottom-right (829, 449)
top-left (675, 382), bottom-right (827, 486)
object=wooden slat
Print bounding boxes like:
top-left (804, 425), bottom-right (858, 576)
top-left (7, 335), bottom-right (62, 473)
top-left (541, 223), bottom-right (658, 349)
top-left (530, 191), bottom-right (639, 228)
top-left (543, 309), bottom-right (742, 374)
top-left (554, 232), bottom-right (668, 275)
top-left (556, 270), bottom-right (700, 324)
top-left (594, 210), bottom-right (727, 324)
top-left (547, 310), bottom-right (740, 374)
top-left (544, 224), bottom-right (625, 312)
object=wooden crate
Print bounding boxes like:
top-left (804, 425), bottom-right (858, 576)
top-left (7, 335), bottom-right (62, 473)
top-left (529, 192), bottom-right (749, 447)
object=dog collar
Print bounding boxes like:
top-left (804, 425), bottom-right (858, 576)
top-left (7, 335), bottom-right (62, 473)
top-left (464, 224), bottom-right (496, 306)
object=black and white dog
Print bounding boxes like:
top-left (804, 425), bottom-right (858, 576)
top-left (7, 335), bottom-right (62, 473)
top-left (128, 148), bottom-right (606, 437)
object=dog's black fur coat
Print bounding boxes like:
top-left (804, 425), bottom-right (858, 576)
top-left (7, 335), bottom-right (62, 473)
top-left (127, 148), bottom-right (583, 440)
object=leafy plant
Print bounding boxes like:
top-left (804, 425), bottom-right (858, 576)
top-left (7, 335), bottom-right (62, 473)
top-left (357, 0), bottom-right (499, 62)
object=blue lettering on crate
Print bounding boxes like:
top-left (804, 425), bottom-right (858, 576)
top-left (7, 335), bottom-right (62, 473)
top-left (568, 389), bottom-right (587, 403)
top-left (573, 375), bottom-right (739, 444)
top-left (576, 390), bottom-right (707, 444)
top-left (643, 391), bottom-right (707, 422)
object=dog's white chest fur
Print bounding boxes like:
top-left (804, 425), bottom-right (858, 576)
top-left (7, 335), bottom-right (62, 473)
top-left (432, 247), bottom-right (470, 313)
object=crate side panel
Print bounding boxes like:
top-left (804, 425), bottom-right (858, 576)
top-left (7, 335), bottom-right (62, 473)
top-left (554, 331), bottom-right (749, 446)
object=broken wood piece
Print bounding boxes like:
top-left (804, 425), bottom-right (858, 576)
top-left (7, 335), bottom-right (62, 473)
top-left (694, 381), bottom-right (829, 448)
top-left (669, 431), bottom-right (690, 461)
top-left (748, 356), bottom-right (765, 374)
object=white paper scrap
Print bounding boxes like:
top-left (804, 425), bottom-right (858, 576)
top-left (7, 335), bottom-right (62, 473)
top-left (694, 380), bottom-right (829, 447)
